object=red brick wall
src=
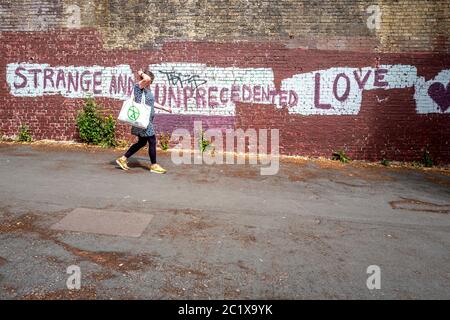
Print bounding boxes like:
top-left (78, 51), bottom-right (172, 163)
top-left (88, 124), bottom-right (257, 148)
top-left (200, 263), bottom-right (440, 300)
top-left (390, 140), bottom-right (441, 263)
top-left (1, 29), bottom-right (449, 163)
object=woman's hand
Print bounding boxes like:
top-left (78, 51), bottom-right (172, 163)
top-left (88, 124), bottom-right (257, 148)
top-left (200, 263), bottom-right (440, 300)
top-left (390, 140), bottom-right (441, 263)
top-left (137, 70), bottom-right (151, 89)
top-left (155, 102), bottom-right (172, 113)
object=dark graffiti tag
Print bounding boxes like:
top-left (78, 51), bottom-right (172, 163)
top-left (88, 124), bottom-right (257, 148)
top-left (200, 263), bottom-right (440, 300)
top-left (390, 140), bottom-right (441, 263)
top-left (159, 70), bottom-right (207, 90)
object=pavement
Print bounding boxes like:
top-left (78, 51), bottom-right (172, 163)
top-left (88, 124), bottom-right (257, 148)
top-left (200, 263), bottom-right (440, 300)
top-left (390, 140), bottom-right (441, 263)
top-left (0, 141), bottom-right (449, 299)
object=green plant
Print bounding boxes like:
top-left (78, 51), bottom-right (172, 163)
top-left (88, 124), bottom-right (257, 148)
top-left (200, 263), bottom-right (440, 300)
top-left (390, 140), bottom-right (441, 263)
top-left (158, 132), bottom-right (171, 151)
top-left (411, 161), bottom-right (422, 168)
top-left (198, 131), bottom-right (212, 153)
top-left (100, 115), bottom-right (117, 148)
top-left (381, 158), bottom-right (391, 166)
top-left (423, 149), bottom-right (433, 168)
top-left (332, 149), bottom-right (350, 163)
top-left (76, 97), bottom-right (103, 144)
top-left (76, 97), bottom-right (116, 147)
top-left (17, 124), bottom-right (32, 142)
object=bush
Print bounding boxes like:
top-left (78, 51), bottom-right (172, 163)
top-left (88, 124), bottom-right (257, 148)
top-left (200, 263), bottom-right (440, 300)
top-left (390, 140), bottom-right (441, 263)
top-left (381, 158), bottom-right (391, 166)
top-left (332, 149), bottom-right (350, 163)
top-left (100, 115), bottom-right (117, 147)
top-left (76, 97), bottom-right (116, 147)
top-left (158, 132), bottom-right (171, 151)
top-left (17, 124), bottom-right (32, 142)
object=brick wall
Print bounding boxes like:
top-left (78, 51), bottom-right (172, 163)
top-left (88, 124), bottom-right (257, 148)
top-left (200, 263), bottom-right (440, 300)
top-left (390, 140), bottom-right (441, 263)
top-left (0, 1), bottom-right (449, 163)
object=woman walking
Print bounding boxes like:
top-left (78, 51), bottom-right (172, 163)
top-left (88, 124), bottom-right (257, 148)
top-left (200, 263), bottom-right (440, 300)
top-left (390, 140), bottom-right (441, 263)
top-left (116, 69), bottom-right (171, 173)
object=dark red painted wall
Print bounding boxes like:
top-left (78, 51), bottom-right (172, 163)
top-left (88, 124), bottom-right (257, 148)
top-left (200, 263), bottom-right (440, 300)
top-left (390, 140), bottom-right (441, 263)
top-left (1, 29), bottom-right (449, 163)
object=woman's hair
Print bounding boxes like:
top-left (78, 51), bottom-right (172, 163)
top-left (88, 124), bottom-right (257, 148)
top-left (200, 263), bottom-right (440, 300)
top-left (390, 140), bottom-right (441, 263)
top-left (141, 70), bottom-right (155, 83)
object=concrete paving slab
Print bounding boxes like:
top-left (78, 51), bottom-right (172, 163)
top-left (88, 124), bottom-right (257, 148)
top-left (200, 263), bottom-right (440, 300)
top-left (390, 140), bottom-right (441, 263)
top-left (50, 208), bottom-right (153, 238)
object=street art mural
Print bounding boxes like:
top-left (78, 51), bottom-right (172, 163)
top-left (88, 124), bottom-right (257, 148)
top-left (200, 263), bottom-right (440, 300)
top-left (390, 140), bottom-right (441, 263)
top-left (150, 63), bottom-right (277, 116)
top-left (415, 69), bottom-right (450, 114)
top-left (282, 64), bottom-right (418, 115)
top-left (6, 62), bottom-right (450, 115)
top-left (6, 63), bottom-right (134, 100)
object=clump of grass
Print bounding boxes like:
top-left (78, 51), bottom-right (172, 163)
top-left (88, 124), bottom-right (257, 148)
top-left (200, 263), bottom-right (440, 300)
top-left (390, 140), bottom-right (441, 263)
top-left (332, 149), bottom-right (350, 163)
top-left (411, 161), bottom-right (422, 168)
top-left (381, 158), bottom-right (391, 166)
top-left (17, 124), bottom-right (32, 142)
top-left (158, 132), bottom-right (171, 151)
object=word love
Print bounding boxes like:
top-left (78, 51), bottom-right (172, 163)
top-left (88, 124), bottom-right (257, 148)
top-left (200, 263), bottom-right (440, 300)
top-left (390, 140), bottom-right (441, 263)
top-left (314, 68), bottom-right (388, 109)
top-left (283, 64), bottom-right (418, 115)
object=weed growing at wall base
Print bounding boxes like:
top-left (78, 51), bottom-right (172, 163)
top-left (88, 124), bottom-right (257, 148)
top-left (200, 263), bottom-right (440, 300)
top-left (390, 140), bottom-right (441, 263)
top-left (158, 132), bottom-right (171, 151)
top-left (198, 130), bottom-right (212, 153)
top-left (332, 150), bottom-right (351, 163)
top-left (423, 149), bottom-right (434, 167)
top-left (17, 125), bottom-right (32, 142)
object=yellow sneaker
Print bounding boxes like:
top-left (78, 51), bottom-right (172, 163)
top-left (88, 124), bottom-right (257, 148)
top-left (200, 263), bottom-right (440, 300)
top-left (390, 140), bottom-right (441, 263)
top-left (150, 163), bottom-right (166, 174)
top-left (115, 156), bottom-right (129, 171)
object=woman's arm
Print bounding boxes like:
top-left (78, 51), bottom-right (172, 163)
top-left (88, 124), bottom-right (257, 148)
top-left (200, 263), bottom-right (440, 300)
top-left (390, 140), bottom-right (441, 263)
top-left (154, 101), bottom-right (172, 113)
top-left (137, 70), bottom-right (151, 89)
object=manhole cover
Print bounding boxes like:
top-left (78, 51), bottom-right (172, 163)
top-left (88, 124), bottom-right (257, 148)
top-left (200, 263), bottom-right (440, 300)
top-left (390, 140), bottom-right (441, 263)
top-left (51, 208), bottom-right (154, 237)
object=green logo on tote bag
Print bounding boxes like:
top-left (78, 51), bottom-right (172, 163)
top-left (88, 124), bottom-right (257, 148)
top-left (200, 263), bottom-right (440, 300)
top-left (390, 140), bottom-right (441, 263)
top-left (127, 105), bottom-right (140, 121)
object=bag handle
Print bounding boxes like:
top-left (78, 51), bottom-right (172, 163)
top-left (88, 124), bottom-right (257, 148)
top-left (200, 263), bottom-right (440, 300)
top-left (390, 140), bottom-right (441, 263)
top-left (129, 85), bottom-right (146, 106)
top-left (141, 88), bottom-right (146, 105)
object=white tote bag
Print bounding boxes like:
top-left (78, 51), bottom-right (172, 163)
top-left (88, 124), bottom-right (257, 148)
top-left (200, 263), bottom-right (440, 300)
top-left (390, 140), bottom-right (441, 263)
top-left (118, 90), bottom-right (150, 129)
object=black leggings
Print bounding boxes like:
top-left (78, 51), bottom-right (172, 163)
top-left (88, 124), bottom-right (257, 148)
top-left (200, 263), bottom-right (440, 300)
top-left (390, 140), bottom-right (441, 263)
top-left (124, 135), bottom-right (157, 164)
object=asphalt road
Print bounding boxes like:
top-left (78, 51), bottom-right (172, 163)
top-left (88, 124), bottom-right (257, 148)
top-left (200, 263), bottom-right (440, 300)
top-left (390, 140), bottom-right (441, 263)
top-left (0, 142), bottom-right (449, 299)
